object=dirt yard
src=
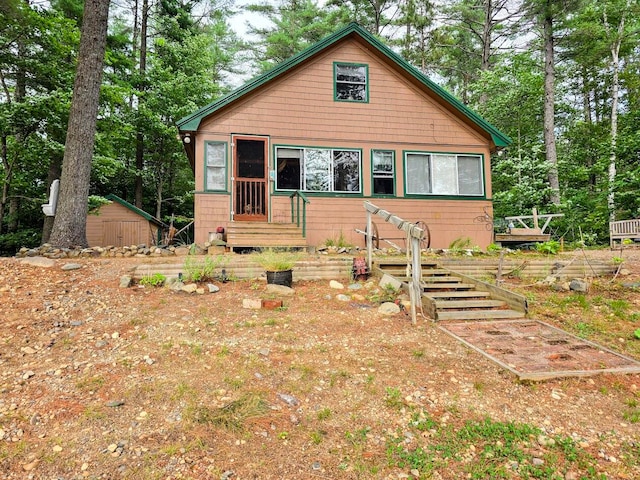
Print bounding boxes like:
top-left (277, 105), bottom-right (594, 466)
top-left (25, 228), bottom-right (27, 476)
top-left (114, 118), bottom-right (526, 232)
top-left (1, 249), bottom-right (639, 479)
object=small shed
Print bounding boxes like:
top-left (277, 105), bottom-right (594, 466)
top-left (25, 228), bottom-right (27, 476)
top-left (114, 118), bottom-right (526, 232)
top-left (86, 194), bottom-right (165, 247)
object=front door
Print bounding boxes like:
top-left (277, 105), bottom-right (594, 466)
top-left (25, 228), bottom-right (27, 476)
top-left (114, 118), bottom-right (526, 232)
top-left (233, 136), bottom-right (268, 221)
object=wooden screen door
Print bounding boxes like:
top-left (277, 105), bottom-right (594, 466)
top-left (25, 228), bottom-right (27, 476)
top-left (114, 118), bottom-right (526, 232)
top-left (234, 136), bottom-right (268, 221)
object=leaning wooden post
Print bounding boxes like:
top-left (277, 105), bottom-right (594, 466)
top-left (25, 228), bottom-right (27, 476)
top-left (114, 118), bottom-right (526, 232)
top-left (409, 235), bottom-right (421, 325)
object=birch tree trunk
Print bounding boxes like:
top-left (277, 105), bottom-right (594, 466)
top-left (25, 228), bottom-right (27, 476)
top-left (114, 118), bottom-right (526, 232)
top-left (543, 1), bottom-right (560, 205)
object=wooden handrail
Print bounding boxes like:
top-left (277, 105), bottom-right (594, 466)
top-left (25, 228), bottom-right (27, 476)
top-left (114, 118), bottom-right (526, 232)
top-left (289, 191), bottom-right (310, 237)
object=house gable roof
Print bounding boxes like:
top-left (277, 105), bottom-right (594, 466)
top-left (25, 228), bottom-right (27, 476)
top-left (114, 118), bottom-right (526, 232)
top-left (104, 194), bottom-right (166, 227)
top-left (177, 23), bottom-right (511, 148)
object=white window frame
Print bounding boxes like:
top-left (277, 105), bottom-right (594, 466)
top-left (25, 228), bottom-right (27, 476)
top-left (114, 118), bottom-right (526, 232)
top-left (205, 142), bottom-right (227, 191)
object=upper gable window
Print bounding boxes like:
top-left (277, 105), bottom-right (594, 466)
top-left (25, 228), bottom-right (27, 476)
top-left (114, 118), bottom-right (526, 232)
top-left (334, 63), bottom-right (368, 102)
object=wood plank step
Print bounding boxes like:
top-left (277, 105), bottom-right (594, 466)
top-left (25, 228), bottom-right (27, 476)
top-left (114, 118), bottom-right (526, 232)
top-left (424, 291), bottom-right (491, 299)
top-left (435, 299), bottom-right (507, 309)
top-left (421, 276), bottom-right (463, 283)
top-left (421, 283), bottom-right (474, 290)
top-left (379, 268), bottom-right (450, 276)
top-left (437, 309), bottom-right (525, 321)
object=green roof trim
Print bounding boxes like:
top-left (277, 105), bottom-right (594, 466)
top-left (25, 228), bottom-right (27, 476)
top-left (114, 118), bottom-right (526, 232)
top-left (105, 194), bottom-right (166, 227)
top-left (177, 23), bottom-right (511, 148)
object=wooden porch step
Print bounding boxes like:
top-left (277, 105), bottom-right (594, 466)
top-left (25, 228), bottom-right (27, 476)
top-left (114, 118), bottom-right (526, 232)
top-left (436, 309), bottom-right (526, 321)
top-left (225, 222), bottom-right (307, 250)
top-left (422, 276), bottom-right (464, 283)
top-left (434, 299), bottom-right (507, 309)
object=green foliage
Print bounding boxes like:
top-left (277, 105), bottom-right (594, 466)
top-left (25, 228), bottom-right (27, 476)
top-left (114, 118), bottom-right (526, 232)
top-left (633, 328), bottom-right (640, 340)
top-left (535, 240), bottom-right (561, 255)
top-left (323, 230), bottom-right (353, 248)
top-left (0, 229), bottom-right (40, 255)
top-left (366, 283), bottom-right (399, 304)
top-left (139, 273), bottom-right (166, 287)
top-left (183, 254), bottom-right (224, 282)
top-left (384, 387), bottom-right (403, 409)
top-left (251, 248), bottom-right (301, 271)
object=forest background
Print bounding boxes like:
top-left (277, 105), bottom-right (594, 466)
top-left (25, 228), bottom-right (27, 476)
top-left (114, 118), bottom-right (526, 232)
top-left (1, 0), bottom-right (639, 254)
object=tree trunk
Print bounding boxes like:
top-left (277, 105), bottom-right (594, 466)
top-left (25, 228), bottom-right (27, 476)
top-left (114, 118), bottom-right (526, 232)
top-left (135, 0), bottom-right (149, 208)
top-left (605, 2), bottom-right (629, 222)
top-left (49, 0), bottom-right (111, 248)
top-left (543, 3), bottom-right (560, 205)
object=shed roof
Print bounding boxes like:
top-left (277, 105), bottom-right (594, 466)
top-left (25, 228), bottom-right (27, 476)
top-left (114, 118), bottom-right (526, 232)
top-left (177, 23), bottom-right (511, 149)
top-left (104, 194), bottom-right (166, 227)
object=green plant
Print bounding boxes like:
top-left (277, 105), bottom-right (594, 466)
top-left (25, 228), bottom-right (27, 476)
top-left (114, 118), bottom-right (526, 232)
top-left (252, 248), bottom-right (301, 271)
top-left (367, 283), bottom-right (399, 304)
top-left (449, 236), bottom-right (474, 253)
top-left (316, 407), bottom-right (332, 420)
top-left (324, 230), bottom-right (353, 248)
top-left (384, 386), bottom-right (403, 409)
top-left (486, 243), bottom-right (502, 254)
top-left (634, 329), bottom-right (640, 340)
top-left (138, 272), bottom-right (166, 287)
top-left (183, 254), bottom-right (224, 282)
top-left (535, 240), bottom-right (561, 255)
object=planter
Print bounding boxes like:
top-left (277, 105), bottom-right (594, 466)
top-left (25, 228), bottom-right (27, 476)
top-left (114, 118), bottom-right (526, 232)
top-left (266, 269), bottom-right (293, 287)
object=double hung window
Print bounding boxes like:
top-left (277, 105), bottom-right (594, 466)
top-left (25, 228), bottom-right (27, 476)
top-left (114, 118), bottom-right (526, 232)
top-left (205, 142), bottom-right (227, 191)
top-left (372, 150), bottom-right (395, 195)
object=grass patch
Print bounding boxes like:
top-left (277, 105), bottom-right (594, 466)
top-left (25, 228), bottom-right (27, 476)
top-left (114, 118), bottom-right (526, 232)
top-left (189, 393), bottom-right (269, 432)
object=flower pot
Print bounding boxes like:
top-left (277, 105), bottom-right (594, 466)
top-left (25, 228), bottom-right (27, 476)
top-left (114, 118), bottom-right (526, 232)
top-left (266, 269), bottom-right (293, 287)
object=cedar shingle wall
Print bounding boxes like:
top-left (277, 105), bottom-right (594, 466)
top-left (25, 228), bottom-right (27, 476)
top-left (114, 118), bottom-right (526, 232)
top-left (192, 38), bottom-right (496, 248)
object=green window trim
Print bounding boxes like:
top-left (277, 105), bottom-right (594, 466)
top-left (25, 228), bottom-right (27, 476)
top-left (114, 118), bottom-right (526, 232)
top-left (334, 62), bottom-right (369, 103)
top-left (274, 144), bottom-right (363, 194)
top-left (204, 141), bottom-right (228, 192)
top-left (371, 149), bottom-right (396, 197)
top-left (403, 151), bottom-right (485, 198)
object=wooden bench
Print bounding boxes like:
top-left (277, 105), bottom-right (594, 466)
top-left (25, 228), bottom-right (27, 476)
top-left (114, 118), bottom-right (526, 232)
top-left (610, 219), bottom-right (640, 248)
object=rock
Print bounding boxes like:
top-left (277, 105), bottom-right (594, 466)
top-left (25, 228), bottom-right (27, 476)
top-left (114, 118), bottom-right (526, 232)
top-left (265, 284), bottom-right (295, 296)
top-left (207, 283), bottom-right (220, 293)
top-left (569, 279), bottom-right (589, 293)
top-left (378, 302), bottom-right (401, 315)
top-left (221, 471), bottom-right (234, 480)
top-left (19, 256), bottom-right (56, 268)
top-left (348, 283), bottom-right (363, 290)
top-left (242, 298), bottom-right (262, 309)
top-left (552, 282), bottom-right (570, 292)
top-left (20, 346), bottom-right (36, 355)
top-left (52, 445), bottom-right (63, 452)
top-left (335, 294), bottom-right (351, 302)
top-left (119, 275), bottom-right (132, 288)
top-left (181, 283), bottom-right (198, 293)
top-left (105, 400), bottom-right (125, 408)
top-left (379, 273), bottom-right (402, 291)
top-left (532, 458), bottom-right (544, 466)
top-left (258, 348), bottom-right (270, 356)
top-left (329, 280), bottom-right (344, 289)
top-left (564, 471), bottom-right (578, 480)
top-left (61, 263), bottom-right (82, 271)
top-left (277, 393), bottom-right (299, 406)
top-left (22, 370), bottom-right (35, 380)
